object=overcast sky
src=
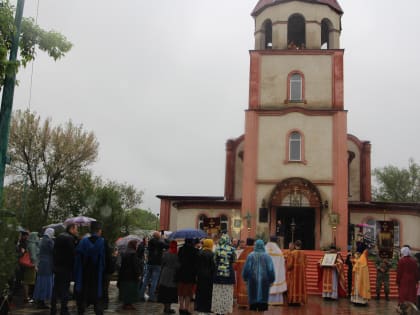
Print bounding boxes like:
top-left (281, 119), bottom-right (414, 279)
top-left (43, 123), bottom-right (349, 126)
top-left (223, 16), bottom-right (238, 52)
top-left (10, 0), bottom-right (420, 213)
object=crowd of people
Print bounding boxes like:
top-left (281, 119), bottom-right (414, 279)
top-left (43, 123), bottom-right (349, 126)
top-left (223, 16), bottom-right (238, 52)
top-left (13, 222), bottom-right (420, 315)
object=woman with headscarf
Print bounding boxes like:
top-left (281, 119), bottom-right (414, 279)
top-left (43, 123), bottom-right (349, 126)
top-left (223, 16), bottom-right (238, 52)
top-left (177, 238), bottom-right (198, 315)
top-left (195, 239), bottom-right (215, 314)
top-left (211, 234), bottom-right (236, 315)
top-left (351, 249), bottom-right (371, 305)
top-left (33, 228), bottom-right (55, 309)
top-left (242, 239), bottom-right (275, 311)
top-left (22, 232), bottom-right (40, 303)
top-left (118, 239), bottom-right (141, 310)
top-left (397, 247), bottom-right (419, 305)
top-left (158, 240), bottom-right (179, 314)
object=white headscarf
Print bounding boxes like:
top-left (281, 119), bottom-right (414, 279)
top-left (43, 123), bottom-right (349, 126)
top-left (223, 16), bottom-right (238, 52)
top-left (45, 228), bottom-right (55, 239)
top-left (401, 246), bottom-right (410, 257)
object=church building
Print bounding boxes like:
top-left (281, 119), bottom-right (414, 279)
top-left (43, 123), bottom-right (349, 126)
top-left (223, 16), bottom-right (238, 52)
top-left (157, 0), bottom-right (420, 252)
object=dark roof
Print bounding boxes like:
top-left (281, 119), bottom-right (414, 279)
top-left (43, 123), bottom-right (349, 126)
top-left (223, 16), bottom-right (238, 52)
top-left (349, 201), bottom-right (420, 212)
top-left (251, 0), bottom-right (343, 17)
top-left (156, 195), bottom-right (224, 201)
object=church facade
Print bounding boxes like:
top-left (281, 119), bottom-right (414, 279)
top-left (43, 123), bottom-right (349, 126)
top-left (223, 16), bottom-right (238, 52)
top-left (157, 0), bottom-right (420, 252)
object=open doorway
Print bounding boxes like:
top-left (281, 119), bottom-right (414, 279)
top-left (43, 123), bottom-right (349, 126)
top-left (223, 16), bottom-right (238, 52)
top-left (277, 207), bottom-right (315, 249)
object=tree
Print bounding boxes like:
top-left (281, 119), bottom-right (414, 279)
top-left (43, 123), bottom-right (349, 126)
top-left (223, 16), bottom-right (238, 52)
top-left (0, 213), bottom-right (17, 293)
top-left (5, 109), bottom-right (99, 225)
top-left (0, 0), bottom-right (72, 91)
top-left (372, 158), bottom-right (420, 202)
top-left (122, 208), bottom-right (159, 234)
top-left (85, 180), bottom-right (144, 243)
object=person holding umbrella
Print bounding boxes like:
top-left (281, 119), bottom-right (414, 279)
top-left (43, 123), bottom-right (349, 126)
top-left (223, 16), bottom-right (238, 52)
top-left (176, 238), bottom-right (198, 315)
top-left (74, 221), bottom-right (108, 315)
top-left (118, 240), bottom-right (141, 310)
top-left (50, 223), bottom-right (79, 315)
top-left (139, 231), bottom-right (168, 302)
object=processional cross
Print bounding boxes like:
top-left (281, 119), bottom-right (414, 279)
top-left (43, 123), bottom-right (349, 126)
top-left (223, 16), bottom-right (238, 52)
top-left (244, 211), bottom-right (252, 232)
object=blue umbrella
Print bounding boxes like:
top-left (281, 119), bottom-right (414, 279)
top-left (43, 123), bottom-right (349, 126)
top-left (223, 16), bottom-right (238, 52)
top-left (168, 228), bottom-right (207, 240)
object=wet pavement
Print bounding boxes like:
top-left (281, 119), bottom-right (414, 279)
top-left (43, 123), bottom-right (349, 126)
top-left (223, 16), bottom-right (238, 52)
top-left (10, 282), bottom-right (402, 315)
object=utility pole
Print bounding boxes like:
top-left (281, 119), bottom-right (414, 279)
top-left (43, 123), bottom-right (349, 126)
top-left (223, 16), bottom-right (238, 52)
top-left (0, 0), bottom-right (25, 206)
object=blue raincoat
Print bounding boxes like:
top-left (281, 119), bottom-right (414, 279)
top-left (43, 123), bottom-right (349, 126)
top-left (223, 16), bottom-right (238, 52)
top-left (242, 239), bottom-right (275, 305)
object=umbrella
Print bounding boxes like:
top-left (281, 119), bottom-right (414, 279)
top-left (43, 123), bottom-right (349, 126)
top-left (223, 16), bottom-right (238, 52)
top-left (64, 215), bottom-right (96, 227)
top-left (168, 228), bottom-right (207, 240)
top-left (116, 235), bottom-right (142, 253)
top-left (42, 223), bottom-right (65, 234)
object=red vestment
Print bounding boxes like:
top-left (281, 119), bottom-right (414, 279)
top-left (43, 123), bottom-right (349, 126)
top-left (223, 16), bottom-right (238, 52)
top-left (235, 246), bottom-right (254, 307)
top-left (397, 256), bottom-right (419, 304)
top-left (286, 249), bottom-right (307, 304)
top-left (317, 257), bottom-right (346, 298)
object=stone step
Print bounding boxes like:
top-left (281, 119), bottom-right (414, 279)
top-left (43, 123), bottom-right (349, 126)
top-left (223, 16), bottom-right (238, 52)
top-left (303, 251), bottom-right (399, 298)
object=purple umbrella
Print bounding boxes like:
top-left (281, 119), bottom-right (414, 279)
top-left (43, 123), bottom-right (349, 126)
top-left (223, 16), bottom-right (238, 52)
top-left (168, 228), bottom-right (207, 240)
top-left (64, 215), bottom-right (96, 227)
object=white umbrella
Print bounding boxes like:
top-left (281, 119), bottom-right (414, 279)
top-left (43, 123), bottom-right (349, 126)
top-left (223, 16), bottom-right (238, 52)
top-left (64, 215), bottom-right (96, 227)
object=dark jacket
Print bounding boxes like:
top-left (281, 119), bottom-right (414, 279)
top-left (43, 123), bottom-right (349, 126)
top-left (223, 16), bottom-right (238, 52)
top-left (53, 231), bottom-right (78, 273)
top-left (176, 243), bottom-right (198, 283)
top-left (147, 237), bottom-right (167, 266)
top-left (118, 248), bottom-right (141, 282)
top-left (159, 251), bottom-right (179, 288)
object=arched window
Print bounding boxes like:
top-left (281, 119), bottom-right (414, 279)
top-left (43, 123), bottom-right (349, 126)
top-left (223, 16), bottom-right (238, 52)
top-left (263, 19), bottom-right (273, 49)
top-left (321, 18), bottom-right (333, 49)
top-left (220, 215), bottom-right (228, 233)
top-left (289, 73), bottom-right (302, 101)
top-left (289, 132), bottom-right (301, 161)
top-left (288, 14), bottom-right (305, 48)
top-left (198, 214), bottom-right (207, 230)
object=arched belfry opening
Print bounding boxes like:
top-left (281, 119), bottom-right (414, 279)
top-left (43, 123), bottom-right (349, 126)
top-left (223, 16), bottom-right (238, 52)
top-left (287, 14), bottom-right (305, 48)
top-left (262, 19), bottom-right (273, 49)
top-left (321, 18), bottom-right (333, 49)
top-left (268, 177), bottom-right (323, 249)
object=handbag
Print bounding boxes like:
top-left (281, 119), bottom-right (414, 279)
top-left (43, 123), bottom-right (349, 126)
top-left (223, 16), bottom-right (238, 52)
top-left (18, 252), bottom-right (34, 268)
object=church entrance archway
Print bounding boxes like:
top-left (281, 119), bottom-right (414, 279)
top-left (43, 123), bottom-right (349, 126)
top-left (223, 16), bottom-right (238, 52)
top-left (269, 177), bottom-right (323, 250)
top-left (276, 206), bottom-right (315, 250)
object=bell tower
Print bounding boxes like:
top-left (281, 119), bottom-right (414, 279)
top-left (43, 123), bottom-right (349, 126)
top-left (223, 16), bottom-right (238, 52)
top-left (241, 0), bottom-right (348, 250)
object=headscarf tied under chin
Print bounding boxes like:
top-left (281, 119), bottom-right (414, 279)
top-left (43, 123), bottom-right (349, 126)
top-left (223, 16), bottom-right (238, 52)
top-left (44, 228), bottom-right (55, 239)
top-left (254, 239), bottom-right (266, 253)
top-left (202, 239), bottom-right (214, 251)
top-left (401, 246), bottom-right (410, 257)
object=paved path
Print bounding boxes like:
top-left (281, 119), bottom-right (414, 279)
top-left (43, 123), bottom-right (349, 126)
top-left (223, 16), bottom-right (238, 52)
top-left (10, 282), bottom-right (402, 315)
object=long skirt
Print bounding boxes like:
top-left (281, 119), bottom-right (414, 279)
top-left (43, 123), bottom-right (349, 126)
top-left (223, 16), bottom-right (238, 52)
top-left (33, 274), bottom-right (54, 300)
top-left (119, 281), bottom-right (139, 304)
top-left (195, 279), bottom-right (213, 312)
top-left (211, 284), bottom-right (233, 314)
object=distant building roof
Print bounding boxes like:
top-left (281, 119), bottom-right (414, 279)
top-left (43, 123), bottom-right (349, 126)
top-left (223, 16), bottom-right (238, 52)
top-left (251, 0), bottom-right (343, 17)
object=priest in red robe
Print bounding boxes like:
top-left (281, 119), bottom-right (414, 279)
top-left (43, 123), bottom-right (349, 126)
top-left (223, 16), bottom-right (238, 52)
top-left (397, 247), bottom-right (419, 305)
top-left (286, 240), bottom-right (307, 305)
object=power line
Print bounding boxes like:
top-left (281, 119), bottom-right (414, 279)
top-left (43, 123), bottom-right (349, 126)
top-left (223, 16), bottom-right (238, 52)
top-left (27, 0), bottom-right (40, 110)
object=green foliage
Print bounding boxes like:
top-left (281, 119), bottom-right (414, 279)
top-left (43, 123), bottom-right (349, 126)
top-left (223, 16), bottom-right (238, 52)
top-left (5, 109), bottom-right (99, 226)
top-left (86, 182), bottom-right (124, 243)
top-left (4, 109), bottom-right (146, 239)
top-left (52, 171), bottom-right (96, 222)
top-left (372, 158), bottom-right (420, 202)
top-left (122, 208), bottom-right (159, 233)
top-left (0, 0), bottom-right (72, 89)
top-left (0, 214), bottom-right (18, 293)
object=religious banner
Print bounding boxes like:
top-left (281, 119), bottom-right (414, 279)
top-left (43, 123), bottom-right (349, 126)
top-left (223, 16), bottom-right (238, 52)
top-left (377, 221), bottom-right (394, 258)
top-left (203, 217), bottom-right (221, 235)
